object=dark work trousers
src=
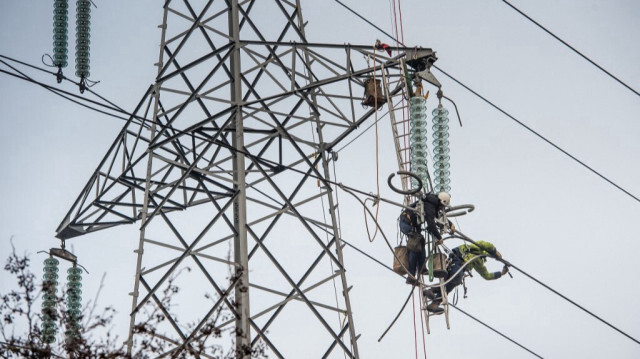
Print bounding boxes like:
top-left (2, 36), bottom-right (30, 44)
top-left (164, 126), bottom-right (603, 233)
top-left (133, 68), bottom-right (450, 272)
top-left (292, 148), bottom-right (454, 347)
top-left (432, 256), bottom-right (464, 299)
top-left (399, 220), bottom-right (425, 278)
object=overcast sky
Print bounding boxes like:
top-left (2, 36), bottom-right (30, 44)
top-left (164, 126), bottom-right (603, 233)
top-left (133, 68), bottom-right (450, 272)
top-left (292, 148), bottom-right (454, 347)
top-left (1, 1), bottom-right (639, 358)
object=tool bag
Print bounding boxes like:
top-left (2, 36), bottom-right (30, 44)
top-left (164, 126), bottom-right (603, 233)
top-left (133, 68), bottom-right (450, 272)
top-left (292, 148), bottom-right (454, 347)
top-left (406, 233), bottom-right (423, 253)
top-left (393, 246), bottom-right (409, 275)
top-left (361, 78), bottom-right (386, 107)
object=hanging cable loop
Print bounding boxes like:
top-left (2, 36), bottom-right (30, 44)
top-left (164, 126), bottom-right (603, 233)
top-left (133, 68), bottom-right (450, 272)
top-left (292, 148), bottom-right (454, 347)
top-left (388, 171), bottom-right (422, 195)
top-left (442, 94), bottom-right (462, 127)
top-left (444, 204), bottom-right (475, 217)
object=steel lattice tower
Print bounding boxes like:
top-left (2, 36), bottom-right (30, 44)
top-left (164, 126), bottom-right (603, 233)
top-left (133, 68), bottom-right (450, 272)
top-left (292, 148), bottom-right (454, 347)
top-left (55, 1), bottom-right (437, 357)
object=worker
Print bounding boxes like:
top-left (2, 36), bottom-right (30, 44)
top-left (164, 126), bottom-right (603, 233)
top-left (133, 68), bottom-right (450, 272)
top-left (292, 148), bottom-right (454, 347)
top-left (423, 240), bottom-right (509, 313)
top-left (399, 192), bottom-right (454, 285)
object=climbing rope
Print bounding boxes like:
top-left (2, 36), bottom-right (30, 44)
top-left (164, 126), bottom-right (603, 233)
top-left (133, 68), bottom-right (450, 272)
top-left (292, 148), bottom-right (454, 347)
top-left (418, 291), bottom-right (428, 359)
top-left (411, 294), bottom-right (418, 359)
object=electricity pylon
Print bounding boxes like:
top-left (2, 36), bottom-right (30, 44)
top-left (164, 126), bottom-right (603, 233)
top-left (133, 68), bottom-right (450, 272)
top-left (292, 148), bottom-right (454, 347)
top-left (55, 0), bottom-right (437, 357)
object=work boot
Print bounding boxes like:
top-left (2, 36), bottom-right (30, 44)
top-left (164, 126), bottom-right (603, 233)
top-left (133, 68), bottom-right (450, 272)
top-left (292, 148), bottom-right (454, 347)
top-left (423, 289), bottom-right (435, 300)
top-left (405, 277), bottom-right (418, 286)
top-left (426, 301), bottom-right (444, 314)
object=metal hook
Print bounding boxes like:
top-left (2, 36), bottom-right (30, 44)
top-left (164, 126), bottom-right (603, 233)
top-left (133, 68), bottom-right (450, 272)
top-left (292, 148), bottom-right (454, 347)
top-left (387, 171), bottom-right (422, 195)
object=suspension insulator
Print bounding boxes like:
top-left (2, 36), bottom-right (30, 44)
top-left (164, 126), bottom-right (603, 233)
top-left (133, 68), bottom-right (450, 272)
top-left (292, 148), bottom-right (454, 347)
top-left (75, 0), bottom-right (91, 79)
top-left (65, 266), bottom-right (83, 345)
top-left (410, 97), bottom-right (429, 190)
top-left (42, 257), bottom-right (60, 344)
top-left (432, 105), bottom-right (451, 193)
top-left (53, 0), bottom-right (69, 68)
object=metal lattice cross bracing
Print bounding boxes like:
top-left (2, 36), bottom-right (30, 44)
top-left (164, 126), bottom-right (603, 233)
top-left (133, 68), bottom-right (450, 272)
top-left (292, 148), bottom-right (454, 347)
top-left (55, 0), bottom-right (437, 357)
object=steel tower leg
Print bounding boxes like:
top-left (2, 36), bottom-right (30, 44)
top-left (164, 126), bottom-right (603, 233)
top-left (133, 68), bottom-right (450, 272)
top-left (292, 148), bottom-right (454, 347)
top-left (230, 0), bottom-right (251, 357)
top-left (295, 2), bottom-right (359, 356)
top-left (125, 4), bottom-right (170, 354)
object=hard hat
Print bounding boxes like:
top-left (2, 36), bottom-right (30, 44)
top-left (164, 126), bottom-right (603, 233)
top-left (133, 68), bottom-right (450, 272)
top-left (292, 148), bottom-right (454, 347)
top-left (437, 192), bottom-right (450, 207)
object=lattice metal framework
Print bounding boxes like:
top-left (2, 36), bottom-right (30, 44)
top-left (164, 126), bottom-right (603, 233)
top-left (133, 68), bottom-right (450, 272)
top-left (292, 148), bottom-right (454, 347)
top-left (55, 1), bottom-right (437, 357)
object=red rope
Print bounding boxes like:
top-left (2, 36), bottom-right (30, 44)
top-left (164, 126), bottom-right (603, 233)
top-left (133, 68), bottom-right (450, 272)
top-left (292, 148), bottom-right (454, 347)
top-left (419, 293), bottom-right (428, 359)
top-left (391, 0), bottom-right (400, 49)
top-left (398, 0), bottom-right (406, 45)
top-left (412, 293), bottom-right (418, 359)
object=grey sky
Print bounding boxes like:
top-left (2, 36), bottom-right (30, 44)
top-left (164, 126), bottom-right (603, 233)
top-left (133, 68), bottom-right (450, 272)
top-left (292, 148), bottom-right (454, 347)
top-left (1, 0), bottom-right (639, 358)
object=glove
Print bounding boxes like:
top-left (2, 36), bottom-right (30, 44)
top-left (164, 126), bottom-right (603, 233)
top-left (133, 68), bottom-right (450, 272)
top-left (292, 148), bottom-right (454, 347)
top-left (501, 265), bottom-right (509, 276)
top-left (449, 224), bottom-right (456, 234)
top-left (495, 250), bottom-right (502, 260)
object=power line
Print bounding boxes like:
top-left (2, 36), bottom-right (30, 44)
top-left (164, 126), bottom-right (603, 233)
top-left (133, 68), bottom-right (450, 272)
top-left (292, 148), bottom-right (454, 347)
top-left (0, 55), bottom-right (151, 128)
top-left (334, 0), bottom-right (397, 42)
top-left (0, 67), bottom-right (131, 123)
top-left (432, 64), bottom-right (640, 204)
top-left (502, 0), bottom-right (640, 98)
top-left (456, 232), bottom-right (640, 347)
top-left (332, 0), bottom-right (640, 205)
top-left (450, 305), bottom-right (544, 359)
top-left (508, 262), bottom-right (640, 346)
top-left (0, 54), bottom-right (133, 116)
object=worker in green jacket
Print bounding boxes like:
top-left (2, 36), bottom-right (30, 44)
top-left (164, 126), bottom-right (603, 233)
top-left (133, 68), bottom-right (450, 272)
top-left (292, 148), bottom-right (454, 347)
top-left (423, 240), bottom-right (508, 313)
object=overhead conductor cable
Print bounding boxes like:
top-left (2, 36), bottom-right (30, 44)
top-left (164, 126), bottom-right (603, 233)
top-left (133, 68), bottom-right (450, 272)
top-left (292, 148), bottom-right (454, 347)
top-left (332, 0), bottom-right (640, 204)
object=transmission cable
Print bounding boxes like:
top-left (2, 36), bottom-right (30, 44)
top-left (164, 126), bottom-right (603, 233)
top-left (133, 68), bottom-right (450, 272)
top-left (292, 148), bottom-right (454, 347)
top-left (509, 261), bottom-right (640, 346)
top-left (455, 231), bottom-right (640, 346)
top-left (502, 0), bottom-right (640, 98)
top-left (450, 305), bottom-right (543, 359)
top-left (0, 66), bottom-right (133, 124)
top-left (1, 53), bottom-right (136, 118)
top-left (332, 0), bottom-right (640, 204)
top-left (432, 65), bottom-right (640, 204)
top-left (0, 58), bottom-right (150, 128)
top-left (0, 55), bottom-right (223, 160)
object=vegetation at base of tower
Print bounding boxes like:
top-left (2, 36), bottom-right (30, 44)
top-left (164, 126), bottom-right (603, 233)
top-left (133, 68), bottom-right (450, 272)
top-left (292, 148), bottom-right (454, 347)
top-left (0, 239), bottom-right (268, 358)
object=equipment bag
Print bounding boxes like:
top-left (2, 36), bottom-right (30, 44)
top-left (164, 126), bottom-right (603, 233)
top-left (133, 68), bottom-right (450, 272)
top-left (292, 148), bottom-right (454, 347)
top-left (393, 246), bottom-right (409, 275)
top-left (406, 233), bottom-right (423, 253)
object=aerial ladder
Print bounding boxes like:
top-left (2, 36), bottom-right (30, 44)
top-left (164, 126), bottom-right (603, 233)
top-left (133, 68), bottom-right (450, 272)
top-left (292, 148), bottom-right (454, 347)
top-left (378, 48), bottom-right (472, 333)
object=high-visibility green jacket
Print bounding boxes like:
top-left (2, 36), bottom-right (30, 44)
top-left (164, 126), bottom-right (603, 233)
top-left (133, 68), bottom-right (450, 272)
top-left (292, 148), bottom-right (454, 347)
top-left (455, 241), bottom-right (502, 280)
